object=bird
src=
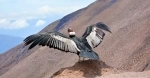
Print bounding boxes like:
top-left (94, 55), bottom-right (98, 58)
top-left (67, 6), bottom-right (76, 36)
top-left (23, 22), bottom-right (111, 61)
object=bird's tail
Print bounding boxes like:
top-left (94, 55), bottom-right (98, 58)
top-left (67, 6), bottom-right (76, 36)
top-left (79, 50), bottom-right (99, 60)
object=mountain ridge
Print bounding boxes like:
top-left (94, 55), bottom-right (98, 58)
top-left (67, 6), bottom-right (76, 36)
top-left (0, 34), bottom-right (23, 54)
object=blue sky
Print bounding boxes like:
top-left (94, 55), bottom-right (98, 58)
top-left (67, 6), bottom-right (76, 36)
top-left (0, 0), bottom-right (95, 38)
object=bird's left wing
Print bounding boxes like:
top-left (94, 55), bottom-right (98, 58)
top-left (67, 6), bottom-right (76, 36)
top-left (80, 22), bottom-right (111, 48)
top-left (81, 26), bottom-right (105, 48)
top-left (24, 32), bottom-right (80, 53)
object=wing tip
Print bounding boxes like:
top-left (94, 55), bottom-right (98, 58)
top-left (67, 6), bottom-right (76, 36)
top-left (95, 22), bottom-right (112, 33)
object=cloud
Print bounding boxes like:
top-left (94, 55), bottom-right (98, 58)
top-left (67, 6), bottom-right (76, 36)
top-left (36, 20), bottom-right (46, 27)
top-left (0, 5), bottom-right (82, 29)
top-left (37, 5), bottom-right (82, 16)
top-left (0, 0), bottom-right (95, 21)
top-left (0, 0), bottom-right (95, 31)
top-left (0, 19), bottom-right (10, 25)
top-left (0, 18), bottom-right (29, 29)
top-left (0, 6), bottom-right (82, 22)
top-left (37, 6), bottom-right (53, 15)
top-left (12, 19), bottom-right (29, 29)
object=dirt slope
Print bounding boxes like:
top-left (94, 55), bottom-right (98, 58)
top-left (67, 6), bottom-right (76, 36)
top-left (98, 70), bottom-right (150, 78)
top-left (0, 0), bottom-right (150, 78)
top-left (52, 60), bottom-right (150, 78)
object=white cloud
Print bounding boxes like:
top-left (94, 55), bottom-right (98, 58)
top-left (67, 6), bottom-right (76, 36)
top-left (37, 5), bottom-right (82, 16)
top-left (0, 6), bottom-right (82, 21)
top-left (37, 6), bottom-right (53, 15)
top-left (0, 5), bottom-right (82, 29)
top-left (0, 0), bottom-right (95, 30)
top-left (0, 18), bottom-right (29, 29)
top-left (11, 20), bottom-right (29, 29)
top-left (0, 19), bottom-right (10, 25)
top-left (36, 20), bottom-right (46, 27)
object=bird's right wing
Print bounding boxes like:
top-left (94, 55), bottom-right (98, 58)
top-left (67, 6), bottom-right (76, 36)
top-left (24, 32), bottom-right (80, 53)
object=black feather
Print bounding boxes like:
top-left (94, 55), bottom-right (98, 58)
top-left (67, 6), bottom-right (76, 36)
top-left (28, 35), bottom-right (45, 49)
top-left (81, 26), bottom-right (92, 38)
top-left (24, 35), bottom-right (40, 45)
top-left (39, 35), bottom-right (49, 46)
top-left (46, 36), bottom-right (51, 46)
top-left (49, 38), bottom-right (54, 48)
top-left (95, 22), bottom-right (111, 33)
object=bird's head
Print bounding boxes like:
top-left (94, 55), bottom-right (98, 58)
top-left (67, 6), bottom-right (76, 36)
top-left (68, 28), bottom-right (75, 37)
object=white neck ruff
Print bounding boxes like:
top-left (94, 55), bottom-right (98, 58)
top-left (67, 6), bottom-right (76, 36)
top-left (69, 31), bottom-right (75, 35)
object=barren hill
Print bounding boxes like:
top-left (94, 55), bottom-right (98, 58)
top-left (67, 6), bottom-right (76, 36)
top-left (0, 0), bottom-right (150, 78)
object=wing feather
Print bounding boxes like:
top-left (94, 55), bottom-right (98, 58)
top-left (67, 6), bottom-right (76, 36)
top-left (60, 41), bottom-right (63, 49)
top-left (39, 35), bottom-right (49, 46)
top-left (24, 34), bottom-right (40, 45)
top-left (28, 35), bottom-right (45, 49)
top-left (46, 36), bottom-right (51, 46)
top-left (24, 32), bottom-right (80, 53)
top-left (51, 38), bottom-right (54, 47)
top-left (81, 26), bottom-right (105, 48)
top-left (81, 22), bottom-right (110, 48)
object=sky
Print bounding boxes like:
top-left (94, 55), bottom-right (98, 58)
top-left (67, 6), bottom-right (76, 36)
top-left (0, 0), bottom-right (95, 38)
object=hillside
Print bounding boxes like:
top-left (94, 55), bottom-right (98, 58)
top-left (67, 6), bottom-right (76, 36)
top-left (0, 34), bottom-right (23, 53)
top-left (0, 0), bottom-right (150, 78)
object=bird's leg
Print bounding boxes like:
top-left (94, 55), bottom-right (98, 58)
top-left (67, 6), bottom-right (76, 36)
top-left (78, 56), bottom-right (81, 62)
top-left (83, 57), bottom-right (85, 61)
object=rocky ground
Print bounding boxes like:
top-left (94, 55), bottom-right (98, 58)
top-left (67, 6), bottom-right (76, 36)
top-left (52, 60), bottom-right (150, 78)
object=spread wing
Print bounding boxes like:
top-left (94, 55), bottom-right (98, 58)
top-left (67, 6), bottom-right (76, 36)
top-left (24, 32), bottom-right (80, 53)
top-left (81, 22), bottom-right (110, 48)
top-left (81, 26), bottom-right (105, 48)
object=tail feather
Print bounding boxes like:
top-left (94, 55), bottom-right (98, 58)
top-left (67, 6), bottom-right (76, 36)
top-left (79, 50), bottom-right (99, 60)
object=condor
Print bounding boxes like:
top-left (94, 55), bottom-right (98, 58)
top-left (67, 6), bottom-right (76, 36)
top-left (24, 22), bottom-right (111, 61)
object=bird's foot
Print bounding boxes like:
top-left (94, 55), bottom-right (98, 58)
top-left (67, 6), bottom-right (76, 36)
top-left (78, 57), bottom-right (86, 63)
top-left (78, 56), bottom-right (82, 63)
